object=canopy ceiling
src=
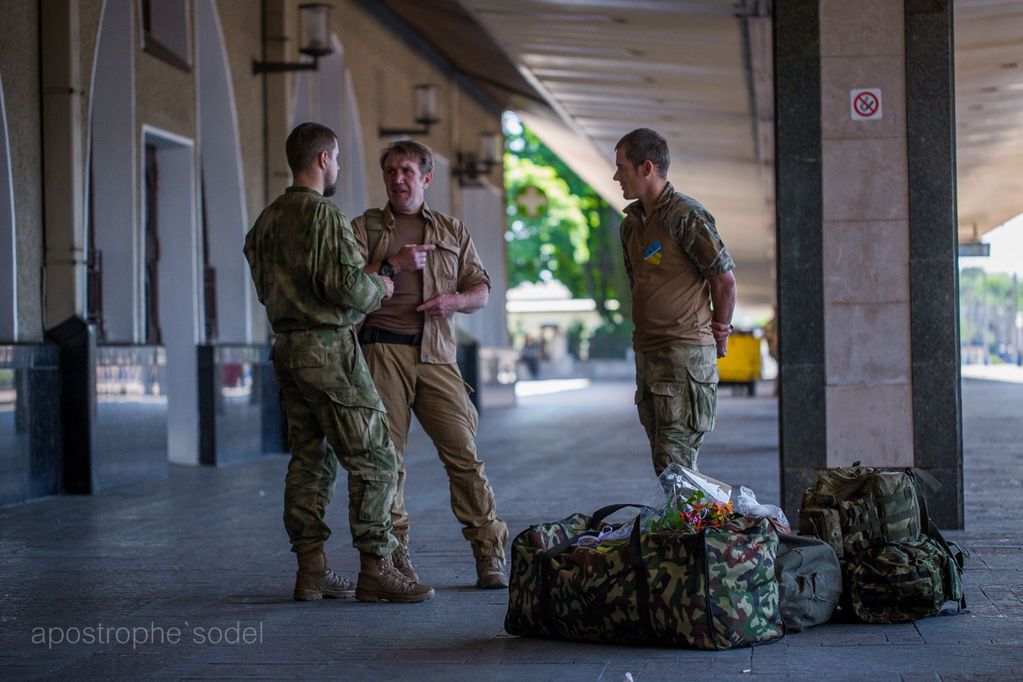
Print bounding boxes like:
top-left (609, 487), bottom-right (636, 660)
top-left (378, 0), bottom-right (1023, 306)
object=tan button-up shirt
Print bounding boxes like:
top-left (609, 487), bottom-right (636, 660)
top-left (352, 203), bottom-right (491, 364)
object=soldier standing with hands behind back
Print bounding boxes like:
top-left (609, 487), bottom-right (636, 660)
top-left (613, 128), bottom-right (737, 476)
top-left (244, 122), bottom-right (433, 604)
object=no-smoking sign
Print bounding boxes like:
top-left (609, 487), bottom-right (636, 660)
top-left (850, 88), bottom-right (883, 121)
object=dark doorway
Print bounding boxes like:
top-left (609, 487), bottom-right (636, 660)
top-left (144, 144), bottom-right (162, 346)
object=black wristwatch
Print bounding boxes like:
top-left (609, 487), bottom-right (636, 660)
top-left (379, 258), bottom-right (396, 278)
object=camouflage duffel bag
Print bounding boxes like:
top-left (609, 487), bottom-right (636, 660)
top-left (504, 504), bottom-right (784, 650)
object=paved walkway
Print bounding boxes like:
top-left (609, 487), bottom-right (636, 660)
top-left (0, 378), bottom-right (1020, 680)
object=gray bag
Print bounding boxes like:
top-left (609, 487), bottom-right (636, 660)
top-left (775, 532), bottom-right (843, 632)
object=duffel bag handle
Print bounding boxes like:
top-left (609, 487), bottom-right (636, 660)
top-left (589, 503), bottom-right (648, 529)
top-left (540, 503), bottom-right (647, 560)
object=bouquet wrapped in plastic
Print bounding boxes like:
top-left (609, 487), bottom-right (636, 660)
top-left (642, 464), bottom-right (735, 534)
top-left (598, 463), bottom-right (789, 543)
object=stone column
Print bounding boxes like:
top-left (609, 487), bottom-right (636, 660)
top-left (775, 0), bottom-right (962, 528)
top-left (41, 0), bottom-right (87, 327)
top-left (905, 0), bottom-right (962, 529)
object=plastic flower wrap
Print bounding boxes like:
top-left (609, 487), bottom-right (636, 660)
top-left (576, 463), bottom-right (786, 547)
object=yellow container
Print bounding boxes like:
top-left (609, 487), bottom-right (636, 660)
top-left (717, 332), bottom-right (762, 396)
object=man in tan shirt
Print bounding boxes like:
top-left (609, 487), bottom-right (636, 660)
top-left (352, 140), bottom-right (509, 589)
top-left (613, 128), bottom-right (737, 475)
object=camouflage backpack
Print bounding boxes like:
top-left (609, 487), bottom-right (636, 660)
top-left (798, 464), bottom-right (967, 623)
top-left (799, 465), bottom-right (926, 559)
top-left (847, 535), bottom-right (965, 623)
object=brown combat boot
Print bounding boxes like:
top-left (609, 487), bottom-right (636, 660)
top-left (475, 554), bottom-right (509, 589)
top-left (391, 534), bottom-right (420, 582)
top-left (356, 553), bottom-right (434, 603)
top-left (293, 545), bottom-right (355, 601)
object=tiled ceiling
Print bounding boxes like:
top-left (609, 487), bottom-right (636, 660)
top-left (379, 0), bottom-right (1022, 306)
top-left (464, 0), bottom-right (778, 305)
top-left (954, 0), bottom-right (1023, 244)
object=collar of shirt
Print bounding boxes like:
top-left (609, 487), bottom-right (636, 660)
top-left (383, 201), bottom-right (435, 229)
top-left (285, 186), bottom-right (323, 197)
top-left (624, 182), bottom-right (676, 222)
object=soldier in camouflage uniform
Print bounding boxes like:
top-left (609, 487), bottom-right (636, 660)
top-left (244, 122), bottom-right (433, 603)
top-left (613, 128), bottom-right (737, 475)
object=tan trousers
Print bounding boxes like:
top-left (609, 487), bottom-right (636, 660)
top-left (362, 342), bottom-right (508, 558)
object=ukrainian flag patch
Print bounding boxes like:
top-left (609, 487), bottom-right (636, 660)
top-left (643, 240), bottom-right (663, 266)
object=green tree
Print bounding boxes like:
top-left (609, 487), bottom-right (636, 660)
top-left (503, 120), bottom-right (631, 330)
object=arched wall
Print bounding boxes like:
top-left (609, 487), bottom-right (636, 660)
top-left (292, 35), bottom-right (370, 216)
top-left (197, 0), bottom-right (250, 342)
top-left (88, 0), bottom-right (137, 342)
top-left (457, 183), bottom-right (507, 347)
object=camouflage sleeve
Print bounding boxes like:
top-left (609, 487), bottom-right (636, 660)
top-left (242, 224), bottom-right (265, 304)
top-left (314, 203), bottom-right (387, 314)
top-left (671, 207), bottom-right (735, 278)
top-left (455, 220), bottom-right (492, 292)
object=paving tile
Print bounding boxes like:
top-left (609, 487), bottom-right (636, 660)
top-left (0, 380), bottom-right (1020, 680)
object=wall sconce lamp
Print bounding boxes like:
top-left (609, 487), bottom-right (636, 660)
top-left (453, 132), bottom-right (503, 186)
top-left (253, 3), bottom-right (333, 74)
top-left (379, 84), bottom-right (441, 137)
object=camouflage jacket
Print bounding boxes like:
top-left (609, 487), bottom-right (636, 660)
top-left (244, 187), bottom-right (388, 332)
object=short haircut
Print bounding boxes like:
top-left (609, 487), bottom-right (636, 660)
top-left (286, 122), bottom-right (338, 174)
top-left (379, 139), bottom-right (434, 175)
top-left (615, 128), bottom-right (670, 178)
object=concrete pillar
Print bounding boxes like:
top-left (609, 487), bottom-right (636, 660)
top-left (41, 0), bottom-right (87, 327)
top-left (775, 0), bottom-right (962, 528)
top-left (261, 0), bottom-right (294, 201)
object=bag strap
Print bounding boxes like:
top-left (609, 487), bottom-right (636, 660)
top-left (627, 513), bottom-right (656, 641)
top-left (907, 468), bottom-right (969, 611)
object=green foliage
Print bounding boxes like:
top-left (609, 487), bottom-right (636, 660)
top-left (586, 321), bottom-right (633, 359)
top-left (959, 267), bottom-right (1022, 358)
top-left (504, 122), bottom-right (631, 330)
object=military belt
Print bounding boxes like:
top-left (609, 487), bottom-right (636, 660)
top-left (277, 324), bottom-right (345, 334)
top-left (358, 325), bottom-right (423, 346)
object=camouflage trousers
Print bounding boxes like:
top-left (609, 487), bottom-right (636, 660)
top-left (272, 327), bottom-right (399, 558)
top-left (634, 342), bottom-right (719, 475)
top-left (363, 342), bottom-right (509, 559)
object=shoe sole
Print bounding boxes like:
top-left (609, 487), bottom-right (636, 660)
top-left (355, 587), bottom-right (435, 603)
top-left (294, 589), bottom-right (355, 601)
